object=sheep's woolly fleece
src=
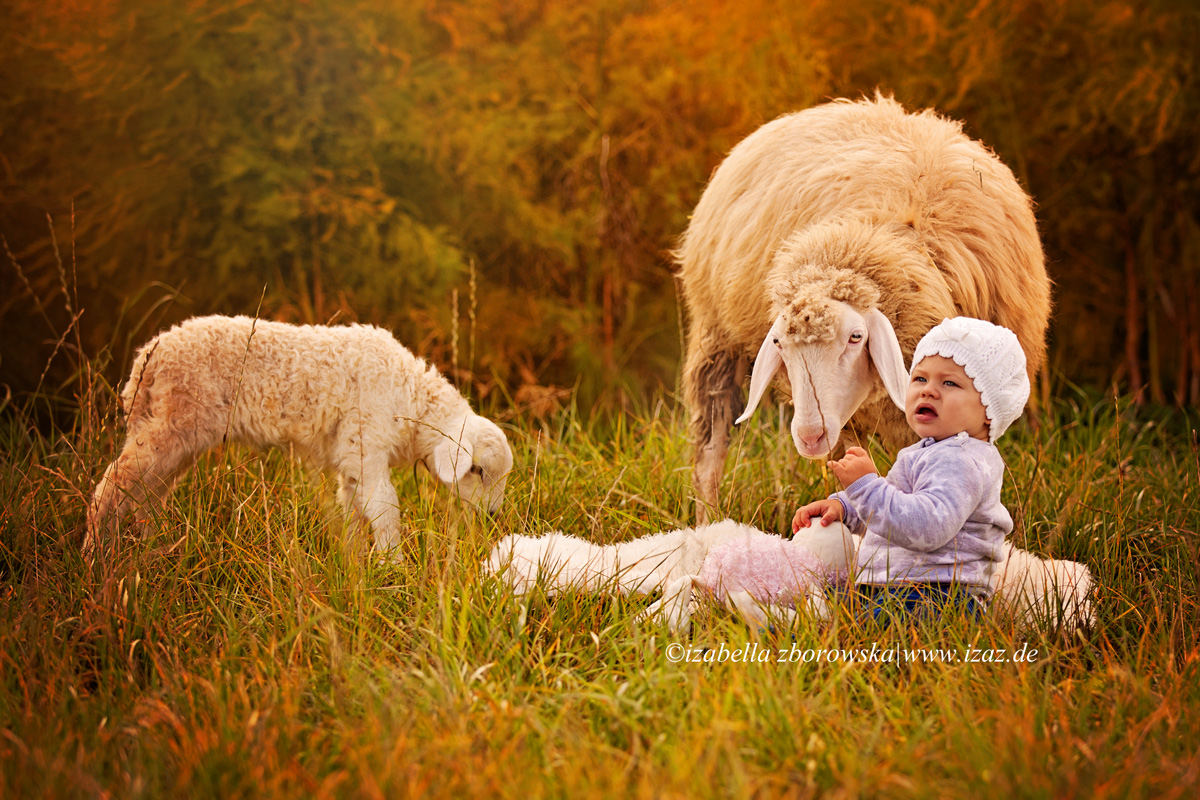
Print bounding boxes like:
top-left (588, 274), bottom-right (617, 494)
top-left (769, 227), bottom-right (885, 345)
top-left (677, 93), bottom-right (1052, 381)
top-left (485, 520), bottom-right (1095, 634)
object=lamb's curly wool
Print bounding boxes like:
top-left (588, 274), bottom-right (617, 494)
top-left (675, 94), bottom-right (1052, 516)
top-left (86, 315), bottom-right (512, 557)
top-left (484, 522), bottom-right (744, 597)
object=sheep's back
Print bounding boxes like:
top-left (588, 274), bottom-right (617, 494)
top-left (121, 316), bottom-right (447, 455)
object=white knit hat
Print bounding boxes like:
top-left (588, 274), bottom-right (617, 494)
top-left (910, 317), bottom-right (1030, 442)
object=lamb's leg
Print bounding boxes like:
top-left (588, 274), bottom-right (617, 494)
top-left (684, 332), bottom-right (747, 523)
top-left (84, 423), bottom-right (202, 560)
top-left (362, 474), bottom-right (402, 552)
top-left (338, 460), bottom-right (402, 552)
top-left (336, 473), bottom-right (371, 532)
top-left (725, 590), bottom-right (808, 630)
top-left (726, 590), bottom-right (770, 628)
top-left (639, 574), bottom-right (698, 633)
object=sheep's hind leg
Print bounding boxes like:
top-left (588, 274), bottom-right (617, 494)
top-left (84, 424), bottom-right (202, 560)
top-left (685, 340), bottom-right (746, 523)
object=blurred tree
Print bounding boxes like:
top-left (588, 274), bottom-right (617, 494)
top-left (412, 0), bottom-right (826, 401)
top-left (809, 0), bottom-right (1200, 405)
top-left (3, 0), bottom-right (1196, 416)
top-left (2, 0), bottom-right (466, 398)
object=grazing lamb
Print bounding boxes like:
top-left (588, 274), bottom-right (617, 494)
top-left (485, 521), bottom-right (1094, 634)
top-left (85, 315), bottom-right (513, 557)
top-left (674, 94), bottom-right (1051, 516)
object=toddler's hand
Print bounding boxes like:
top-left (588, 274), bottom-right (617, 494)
top-left (791, 498), bottom-right (844, 533)
top-left (828, 446), bottom-right (878, 489)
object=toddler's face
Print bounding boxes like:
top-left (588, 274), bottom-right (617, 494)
top-left (905, 355), bottom-right (989, 442)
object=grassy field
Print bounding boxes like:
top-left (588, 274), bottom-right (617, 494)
top-left (1, 389), bottom-right (1198, 798)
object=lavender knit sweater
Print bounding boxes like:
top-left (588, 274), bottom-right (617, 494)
top-left (832, 432), bottom-right (1012, 597)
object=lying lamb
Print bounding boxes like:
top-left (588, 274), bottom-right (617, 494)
top-left (86, 315), bottom-right (513, 557)
top-left (485, 520), bottom-right (1094, 634)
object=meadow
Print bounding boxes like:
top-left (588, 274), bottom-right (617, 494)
top-left (1, 385), bottom-right (1198, 798)
top-left (5, 2), bottom-right (1198, 795)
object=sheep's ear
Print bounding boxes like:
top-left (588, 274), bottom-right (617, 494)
top-left (735, 316), bottom-right (785, 426)
top-left (865, 308), bottom-right (907, 411)
top-left (431, 439), bottom-right (474, 485)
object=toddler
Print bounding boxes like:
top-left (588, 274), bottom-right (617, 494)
top-left (794, 316), bottom-right (1031, 620)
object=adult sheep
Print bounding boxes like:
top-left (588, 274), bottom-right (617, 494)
top-left (675, 94), bottom-right (1051, 517)
top-left (85, 315), bottom-right (513, 558)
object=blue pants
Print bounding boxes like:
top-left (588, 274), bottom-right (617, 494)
top-left (854, 583), bottom-right (985, 623)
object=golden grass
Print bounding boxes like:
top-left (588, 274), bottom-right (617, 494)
top-left (1, 393), bottom-right (1197, 798)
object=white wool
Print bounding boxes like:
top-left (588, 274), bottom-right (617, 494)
top-left (990, 543), bottom-right (1096, 633)
top-left (86, 315), bottom-right (513, 557)
top-left (485, 520), bottom-right (758, 597)
top-left (485, 520), bottom-right (1094, 635)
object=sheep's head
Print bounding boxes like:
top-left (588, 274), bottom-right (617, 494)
top-left (429, 414), bottom-right (513, 513)
top-left (735, 222), bottom-right (911, 458)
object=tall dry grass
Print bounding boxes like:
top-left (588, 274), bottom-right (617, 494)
top-left (1, 371), bottom-right (1198, 797)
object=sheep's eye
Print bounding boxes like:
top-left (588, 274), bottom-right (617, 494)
top-left (772, 338), bottom-right (780, 347)
top-left (849, 332), bottom-right (864, 344)
top-left (469, 464), bottom-right (484, 478)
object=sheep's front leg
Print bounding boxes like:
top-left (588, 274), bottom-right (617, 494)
top-left (362, 471), bottom-right (402, 551)
top-left (338, 461), bottom-right (402, 552)
top-left (726, 590), bottom-right (821, 630)
top-left (336, 473), bottom-right (369, 532)
top-left (684, 334), bottom-right (747, 522)
top-left (639, 574), bottom-right (699, 633)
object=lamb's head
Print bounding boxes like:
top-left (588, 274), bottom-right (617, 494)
top-left (735, 224), bottom-right (911, 458)
top-left (428, 413), bottom-right (513, 513)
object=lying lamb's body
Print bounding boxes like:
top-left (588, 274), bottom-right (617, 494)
top-left (486, 519), bottom-right (851, 596)
top-left (486, 520), bottom-right (850, 631)
top-left (675, 94), bottom-right (1052, 518)
top-left (486, 521), bottom-right (1094, 634)
top-left (990, 544), bottom-right (1096, 631)
top-left (86, 315), bottom-right (512, 556)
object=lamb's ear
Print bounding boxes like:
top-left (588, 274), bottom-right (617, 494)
top-left (431, 438), bottom-right (474, 485)
top-left (735, 316), bottom-right (786, 426)
top-left (865, 308), bottom-right (907, 410)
